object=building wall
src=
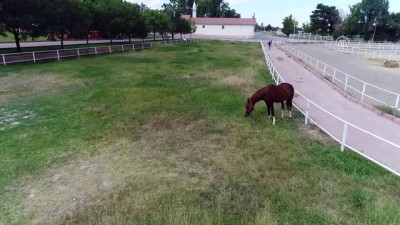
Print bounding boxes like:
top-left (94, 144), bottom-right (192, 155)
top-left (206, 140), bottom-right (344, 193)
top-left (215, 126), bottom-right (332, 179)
top-left (194, 24), bottom-right (254, 38)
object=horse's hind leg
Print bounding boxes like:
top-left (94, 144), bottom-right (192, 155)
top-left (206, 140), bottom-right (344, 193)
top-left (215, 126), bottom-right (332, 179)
top-left (281, 102), bottom-right (285, 118)
top-left (271, 103), bottom-right (276, 125)
top-left (287, 100), bottom-right (292, 118)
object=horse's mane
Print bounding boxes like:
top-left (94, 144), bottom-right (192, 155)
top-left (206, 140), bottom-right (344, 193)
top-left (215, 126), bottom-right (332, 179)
top-left (250, 84), bottom-right (275, 103)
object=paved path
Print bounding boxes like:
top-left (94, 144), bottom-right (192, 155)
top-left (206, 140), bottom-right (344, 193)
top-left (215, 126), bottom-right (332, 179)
top-left (288, 43), bottom-right (400, 94)
top-left (263, 40), bottom-right (400, 175)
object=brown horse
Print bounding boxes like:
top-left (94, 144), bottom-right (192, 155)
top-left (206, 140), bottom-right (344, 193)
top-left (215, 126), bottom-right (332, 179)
top-left (244, 83), bottom-right (294, 124)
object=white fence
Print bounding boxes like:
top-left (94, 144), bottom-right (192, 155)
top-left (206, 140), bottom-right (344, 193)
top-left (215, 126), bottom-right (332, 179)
top-left (0, 39), bottom-right (201, 65)
top-left (277, 43), bottom-right (400, 110)
top-left (324, 41), bottom-right (400, 62)
top-left (288, 34), bottom-right (334, 44)
top-left (261, 41), bottom-right (400, 176)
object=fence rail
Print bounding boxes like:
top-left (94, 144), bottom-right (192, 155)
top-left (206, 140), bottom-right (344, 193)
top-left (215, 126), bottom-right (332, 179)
top-left (277, 43), bottom-right (400, 110)
top-left (324, 41), bottom-right (400, 62)
top-left (0, 39), bottom-right (200, 65)
top-left (261, 41), bottom-right (400, 176)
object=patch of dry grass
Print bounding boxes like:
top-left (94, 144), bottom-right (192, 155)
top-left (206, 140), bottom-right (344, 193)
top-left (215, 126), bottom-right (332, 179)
top-left (4, 114), bottom-right (221, 224)
top-left (0, 72), bottom-right (81, 102)
top-left (182, 67), bottom-right (260, 96)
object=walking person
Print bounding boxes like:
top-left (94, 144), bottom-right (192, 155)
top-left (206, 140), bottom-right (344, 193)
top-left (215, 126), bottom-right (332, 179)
top-left (268, 40), bottom-right (272, 50)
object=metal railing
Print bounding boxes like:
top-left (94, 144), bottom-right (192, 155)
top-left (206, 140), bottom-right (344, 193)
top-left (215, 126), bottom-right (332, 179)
top-left (324, 41), bottom-right (400, 61)
top-left (288, 34), bottom-right (333, 44)
top-left (0, 39), bottom-right (203, 65)
top-left (261, 41), bottom-right (400, 176)
top-left (278, 43), bottom-right (400, 110)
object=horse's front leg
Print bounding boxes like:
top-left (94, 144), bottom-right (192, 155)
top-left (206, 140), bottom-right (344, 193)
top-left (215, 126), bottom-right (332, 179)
top-left (266, 102), bottom-right (271, 118)
top-left (271, 103), bottom-right (276, 125)
top-left (281, 102), bottom-right (285, 118)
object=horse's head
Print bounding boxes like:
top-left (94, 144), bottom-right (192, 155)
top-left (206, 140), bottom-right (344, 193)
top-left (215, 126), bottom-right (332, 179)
top-left (244, 98), bottom-right (254, 116)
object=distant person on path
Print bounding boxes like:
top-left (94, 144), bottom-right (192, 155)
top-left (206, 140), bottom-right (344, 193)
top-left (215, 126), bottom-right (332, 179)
top-left (268, 40), bottom-right (272, 50)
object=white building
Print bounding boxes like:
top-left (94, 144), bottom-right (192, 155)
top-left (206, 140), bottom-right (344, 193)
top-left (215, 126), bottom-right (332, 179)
top-left (182, 2), bottom-right (256, 39)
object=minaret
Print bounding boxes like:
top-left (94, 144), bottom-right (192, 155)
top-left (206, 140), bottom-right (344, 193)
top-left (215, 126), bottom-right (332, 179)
top-left (193, 2), bottom-right (197, 18)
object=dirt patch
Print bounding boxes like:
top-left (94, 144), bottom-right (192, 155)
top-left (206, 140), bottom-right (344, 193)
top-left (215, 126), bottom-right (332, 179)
top-left (299, 123), bottom-right (334, 146)
top-left (0, 108), bottom-right (35, 131)
top-left (0, 72), bottom-right (80, 102)
top-left (364, 58), bottom-right (400, 72)
top-left (384, 60), bottom-right (399, 68)
top-left (5, 114), bottom-right (222, 224)
top-left (182, 68), bottom-right (257, 96)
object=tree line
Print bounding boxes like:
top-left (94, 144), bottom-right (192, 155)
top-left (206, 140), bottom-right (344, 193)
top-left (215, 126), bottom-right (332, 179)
top-left (0, 0), bottom-right (241, 52)
top-left (279, 0), bottom-right (400, 41)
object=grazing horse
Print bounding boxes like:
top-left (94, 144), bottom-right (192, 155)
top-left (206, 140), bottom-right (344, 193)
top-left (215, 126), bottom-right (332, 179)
top-left (244, 83), bottom-right (294, 125)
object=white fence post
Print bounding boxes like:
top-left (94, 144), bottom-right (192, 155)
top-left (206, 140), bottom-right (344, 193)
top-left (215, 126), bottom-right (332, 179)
top-left (332, 69), bottom-right (336, 84)
top-left (2, 54), bottom-right (5, 65)
top-left (361, 83), bottom-right (366, 102)
top-left (323, 64), bottom-right (327, 77)
top-left (395, 95), bottom-right (400, 109)
top-left (77, 49), bottom-right (80, 57)
top-left (122, 45), bottom-right (124, 52)
top-left (32, 52), bottom-right (36, 63)
top-left (340, 123), bottom-right (348, 152)
top-left (315, 60), bottom-right (319, 72)
top-left (95, 47), bottom-right (98, 55)
top-left (305, 100), bottom-right (310, 125)
top-left (344, 75), bottom-right (348, 91)
top-left (151, 43), bottom-right (153, 48)
top-left (109, 46), bottom-right (112, 54)
top-left (57, 50), bottom-right (60, 60)
top-left (142, 44), bottom-right (144, 50)
top-left (132, 44), bottom-right (134, 50)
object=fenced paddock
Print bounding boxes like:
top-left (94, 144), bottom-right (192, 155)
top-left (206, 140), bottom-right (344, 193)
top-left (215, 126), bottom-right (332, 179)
top-left (325, 41), bottom-right (400, 62)
top-left (261, 41), bottom-right (400, 176)
top-left (0, 39), bottom-right (204, 65)
top-left (277, 43), bottom-right (400, 111)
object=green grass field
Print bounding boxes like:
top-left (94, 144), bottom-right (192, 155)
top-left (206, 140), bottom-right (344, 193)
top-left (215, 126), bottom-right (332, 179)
top-left (1, 41), bottom-right (400, 225)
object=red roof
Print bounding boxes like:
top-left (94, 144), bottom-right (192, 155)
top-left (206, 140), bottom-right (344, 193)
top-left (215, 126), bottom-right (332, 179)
top-left (190, 17), bottom-right (256, 26)
top-left (181, 15), bottom-right (191, 20)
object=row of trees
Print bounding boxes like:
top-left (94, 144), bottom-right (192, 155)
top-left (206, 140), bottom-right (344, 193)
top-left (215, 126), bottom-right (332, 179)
top-left (0, 0), bottom-right (241, 52)
top-left (163, 0), bottom-right (240, 18)
top-left (0, 0), bottom-right (196, 52)
top-left (280, 0), bottom-right (400, 41)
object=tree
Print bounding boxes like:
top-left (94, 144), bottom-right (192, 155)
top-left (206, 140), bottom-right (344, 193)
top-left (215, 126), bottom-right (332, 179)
top-left (220, 1), bottom-right (240, 18)
top-left (144, 9), bottom-right (172, 41)
top-left (92, 0), bottom-right (124, 44)
top-left (385, 12), bottom-right (400, 41)
top-left (282, 15), bottom-right (297, 37)
top-left (44, 0), bottom-right (82, 49)
top-left (119, 2), bottom-right (141, 43)
top-left (0, 0), bottom-right (47, 52)
top-left (302, 22), bottom-right (311, 33)
top-left (342, 3), bottom-right (363, 37)
top-left (133, 15), bottom-right (148, 42)
top-left (358, 0), bottom-right (389, 40)
top-left (265, 24), bottom-right (272, 31)
top-left (197, 0), bottom-right (240, 18)
top-left (175, 18), bottom-right (192, 39)
top-left (309, 3), bottom-right (340, 35)
top-left (77, 0), bottom-right (96, 45)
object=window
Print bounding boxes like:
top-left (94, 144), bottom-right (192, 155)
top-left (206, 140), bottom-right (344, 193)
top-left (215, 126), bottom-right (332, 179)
top-left (203, 25), bottom-right (205, 28)
top-left (222, 25), bottom-right (224, 29)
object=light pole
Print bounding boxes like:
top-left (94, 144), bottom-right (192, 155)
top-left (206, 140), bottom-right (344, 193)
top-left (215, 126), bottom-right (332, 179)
top-left (372, 22), bottom-right (377, 43)
top-left (293, 19), bottom-right (296, 35)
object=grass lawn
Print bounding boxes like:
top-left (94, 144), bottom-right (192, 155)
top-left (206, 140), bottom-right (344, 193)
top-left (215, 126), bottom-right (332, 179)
top-left (1, 41), bottom-right (400, 225)
top-left (0, 32), bottom-right (48, 42)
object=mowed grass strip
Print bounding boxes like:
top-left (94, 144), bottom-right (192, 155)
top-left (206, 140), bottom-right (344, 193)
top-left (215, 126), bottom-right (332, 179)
top-left (0, 41), bottom-right (400, 225)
